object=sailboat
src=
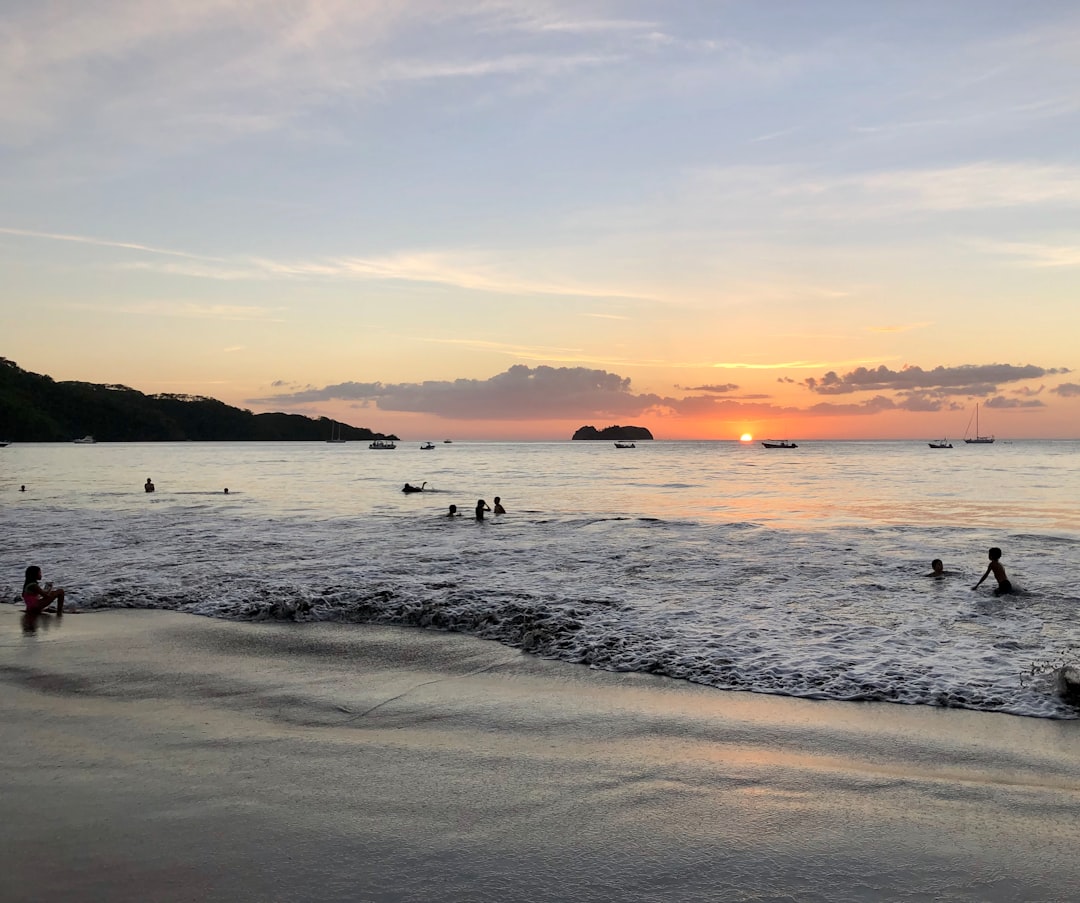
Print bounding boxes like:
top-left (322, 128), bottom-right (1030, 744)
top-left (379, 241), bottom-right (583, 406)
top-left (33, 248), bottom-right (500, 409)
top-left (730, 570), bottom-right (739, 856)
top-left (326, 422), bottom-right (347, 443)
top-left (963, 404), bottom-right (994, 444)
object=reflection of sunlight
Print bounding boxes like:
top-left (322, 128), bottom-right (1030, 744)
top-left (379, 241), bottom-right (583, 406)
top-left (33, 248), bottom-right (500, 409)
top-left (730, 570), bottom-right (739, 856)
top-left (740, 433), bottom-right (753, 442)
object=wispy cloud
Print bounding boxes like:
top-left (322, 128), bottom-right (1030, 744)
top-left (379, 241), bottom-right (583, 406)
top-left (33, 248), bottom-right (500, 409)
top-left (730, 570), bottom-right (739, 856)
top-left (967, 238), bottom-right (1080, 267)
top-left (3, 224), bottom-right (653, 299)
top-left (65, 301), bottom-right (285, 322)
top-left (0, 226), bottom-right (224, 261)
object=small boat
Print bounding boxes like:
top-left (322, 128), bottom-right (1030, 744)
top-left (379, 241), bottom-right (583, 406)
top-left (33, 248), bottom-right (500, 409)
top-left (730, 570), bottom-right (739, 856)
top-left (963, 404), bottom-right (994, 444)
top-left (0, 441), bottom-right (9, 447)
top-left (420, 442), bottom-right (436, 450)
top-left (368, 440), bottom-right (397, 450)
top-left (73, 435), bottom-right (96, 444)
top-left (761, 440), bottom-right (798, 449)
top-left (614, 441), bottom-right (635, 449)
top-left (443, 439), bottom-right (453, 444)
top-left (928, 439), bottom-right (953, 449)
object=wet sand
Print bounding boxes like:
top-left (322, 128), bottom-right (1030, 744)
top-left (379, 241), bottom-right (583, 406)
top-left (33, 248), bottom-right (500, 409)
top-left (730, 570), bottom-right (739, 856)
top-left (2, 609), bottom-right (1079, 902)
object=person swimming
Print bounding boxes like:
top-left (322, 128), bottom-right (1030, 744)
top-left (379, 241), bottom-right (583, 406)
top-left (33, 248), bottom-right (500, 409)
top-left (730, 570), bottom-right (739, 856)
top-left (973, 547), bottom-right (1013, 596)
top-left (144, 477), bottom-right (155, 493)
top-left (493, 497), bottom-right (506, 514)
top-left (475, 499), bottom-right (491, 520)
top-left (403, 482), bottom-right (426, 493)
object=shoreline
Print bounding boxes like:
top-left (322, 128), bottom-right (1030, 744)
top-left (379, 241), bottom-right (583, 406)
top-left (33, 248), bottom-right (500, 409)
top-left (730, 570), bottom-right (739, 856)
top-left (3, 610), bottom-right (1080, 901)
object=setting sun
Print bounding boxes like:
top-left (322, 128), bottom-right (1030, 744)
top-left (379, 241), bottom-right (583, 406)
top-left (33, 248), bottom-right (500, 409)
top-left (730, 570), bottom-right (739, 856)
top-left (740, 433), bottom-right (753, 442)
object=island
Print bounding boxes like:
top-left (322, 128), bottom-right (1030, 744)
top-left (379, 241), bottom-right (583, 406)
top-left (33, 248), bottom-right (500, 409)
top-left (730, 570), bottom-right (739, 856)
top-left (571, 425), bottom-right (654, 441)
top-left (0, 358), bottom-right (398, 442)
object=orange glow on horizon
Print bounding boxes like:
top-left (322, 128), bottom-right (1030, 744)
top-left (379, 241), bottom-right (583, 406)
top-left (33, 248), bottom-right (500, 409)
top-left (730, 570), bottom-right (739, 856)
top-left (740, 433), bottom-right (753, 442)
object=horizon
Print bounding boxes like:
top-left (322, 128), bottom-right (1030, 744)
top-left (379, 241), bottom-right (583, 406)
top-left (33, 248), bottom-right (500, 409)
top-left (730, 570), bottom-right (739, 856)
top-left (3, 2), bottom-right (1079, 441)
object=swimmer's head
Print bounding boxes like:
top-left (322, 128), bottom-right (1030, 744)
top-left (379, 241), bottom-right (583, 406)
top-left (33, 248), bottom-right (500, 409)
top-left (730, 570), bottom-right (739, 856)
top-left (931, 559), bottom-right (943, 574)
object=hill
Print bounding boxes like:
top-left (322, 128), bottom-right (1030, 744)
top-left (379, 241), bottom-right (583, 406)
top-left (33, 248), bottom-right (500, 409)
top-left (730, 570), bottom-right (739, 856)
top-left (0, 358), bottom-right (397, 442)
top-left (571, 425), bottom-right (654, 440)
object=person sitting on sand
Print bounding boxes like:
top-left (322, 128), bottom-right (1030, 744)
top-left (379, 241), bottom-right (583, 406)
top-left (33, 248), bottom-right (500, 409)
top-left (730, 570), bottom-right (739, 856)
top-left (973, 547), bottom-right (1013, 596)
top-left (475, 499), bottom-right (491, 520)
top-left (447, 504), bottom-right (461, 517)
top-left (492, 496), bottom-right (506, 515)
top-left (144, 477), bottom-right (155, 493)
top-left (402, 482), bottom-right (426, 493)
top-left (22, 565), bottom-right (65, 617)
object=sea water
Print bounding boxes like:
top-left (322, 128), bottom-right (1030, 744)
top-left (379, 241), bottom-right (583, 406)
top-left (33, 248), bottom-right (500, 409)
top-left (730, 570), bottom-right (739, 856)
top-left (3, 439), bottom-right (1078, 718)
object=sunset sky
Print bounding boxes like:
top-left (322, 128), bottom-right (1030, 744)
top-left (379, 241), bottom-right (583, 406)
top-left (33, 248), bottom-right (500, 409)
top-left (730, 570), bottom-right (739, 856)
top-left (3, 1), bottom-right (1079, 439)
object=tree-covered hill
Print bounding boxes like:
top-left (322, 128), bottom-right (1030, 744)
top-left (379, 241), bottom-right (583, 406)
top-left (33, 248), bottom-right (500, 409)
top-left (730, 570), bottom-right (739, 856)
top-left (0, 358), bottom-right (397, 442)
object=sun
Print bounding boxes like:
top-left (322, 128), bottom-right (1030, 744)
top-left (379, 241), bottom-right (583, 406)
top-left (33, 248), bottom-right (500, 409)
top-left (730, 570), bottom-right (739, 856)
top-left (739, 433), bottom-right (753, 442)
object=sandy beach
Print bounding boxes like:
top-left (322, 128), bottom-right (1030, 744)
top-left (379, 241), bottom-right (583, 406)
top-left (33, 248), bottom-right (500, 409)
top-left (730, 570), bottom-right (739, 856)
top-left (2, 609), bottom-right (1079, 902)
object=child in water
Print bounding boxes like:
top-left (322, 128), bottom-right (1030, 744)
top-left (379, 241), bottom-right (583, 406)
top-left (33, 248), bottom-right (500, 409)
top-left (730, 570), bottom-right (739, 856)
top-left (973, 547), bottom-right (1013, 596)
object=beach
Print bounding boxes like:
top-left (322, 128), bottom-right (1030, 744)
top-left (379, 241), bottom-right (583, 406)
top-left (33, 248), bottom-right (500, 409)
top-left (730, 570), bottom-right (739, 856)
top-left (3, 609), bottom-right (1079, 902)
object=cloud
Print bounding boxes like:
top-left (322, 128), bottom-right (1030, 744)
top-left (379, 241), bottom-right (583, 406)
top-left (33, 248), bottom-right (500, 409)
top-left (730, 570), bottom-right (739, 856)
top-left (0, 1), bottom-right (676, 156)
top-left (984, 395), bottom-right (1044, 409)
top-left (684, 383), bottom-right (740, 394)
top-left (252, 365), bottom-right (659, 420)
top-left (62, 301), bottom-right (285, 322)
top-left (967, 239), bottom-right (1080, 268)
top-left (1051, 382), bottom-right (1080, 397)
top-left (802, 363), bottom-right (1066, 396)
top-left (251, 364), bottom-right (921, 422)
top-left (4, 225), bottom-right (652, 299)
top-left (867, 322), bottom-right (931, 334)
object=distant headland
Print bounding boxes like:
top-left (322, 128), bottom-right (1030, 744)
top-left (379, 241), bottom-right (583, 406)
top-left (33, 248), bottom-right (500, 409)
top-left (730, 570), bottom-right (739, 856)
top-left (0, 358), bottom-right (398, 442)
top-left (572, 425), bottom-right (654, 441)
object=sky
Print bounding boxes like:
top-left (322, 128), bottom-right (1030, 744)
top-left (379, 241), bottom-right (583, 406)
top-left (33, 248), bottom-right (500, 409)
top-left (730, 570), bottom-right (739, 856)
top-left (3, 0), bottom-right (1080, 440)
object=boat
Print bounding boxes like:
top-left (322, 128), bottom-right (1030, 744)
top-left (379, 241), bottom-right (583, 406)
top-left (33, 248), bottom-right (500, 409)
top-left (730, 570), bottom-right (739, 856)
top-left (368, 440), bottom-right (397, 450)
top-left (0, 441), bottom-right (9, 447)
top-left (72, 435), bottom-right (96, 444)
top-left (326, 422), bottom-right (347, 443)
top-left (443, 439), bottom-right (453, 444)
top-left (928, 439), bottom-right (953, 449)
top-left (761, 440), bottom-right (798, 449)
top-left (613, 441), bottom-right (635, 449)
top-left (963, 404), bottom-right (994, 444)
top-left (420, 442), bottom-right (436, 450)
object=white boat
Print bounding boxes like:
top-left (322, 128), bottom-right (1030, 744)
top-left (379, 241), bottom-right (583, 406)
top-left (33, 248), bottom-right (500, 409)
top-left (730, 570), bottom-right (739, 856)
top-left (420, 442), bottom-right (436, 450)
top-left (963, 404), bottom-right (994, 444)
top-left (614, 441), bottom-right (635, 449)
top-left (928, 439), bottom-right (953, 449)
top-left (72, 435), bottom-right (96, 444)
top-left (761, 440), bottom-right (798, 449)
top-left (368, 440), bottom-right (397, 450)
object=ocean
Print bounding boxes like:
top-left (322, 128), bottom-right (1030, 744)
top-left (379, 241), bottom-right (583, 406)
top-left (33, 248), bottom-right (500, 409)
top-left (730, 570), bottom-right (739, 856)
top-left (3, 438), bottom-right (1079, 719)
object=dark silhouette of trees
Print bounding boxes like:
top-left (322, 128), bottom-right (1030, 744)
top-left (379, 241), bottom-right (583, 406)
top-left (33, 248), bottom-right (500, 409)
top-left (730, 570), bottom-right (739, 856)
top-left (0, 358), bottom-right (396, 442)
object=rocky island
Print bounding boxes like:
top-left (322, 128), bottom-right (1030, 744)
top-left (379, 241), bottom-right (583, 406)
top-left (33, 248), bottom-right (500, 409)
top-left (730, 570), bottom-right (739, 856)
top-left (571, 425), bottom-right (653, 441)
